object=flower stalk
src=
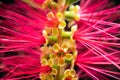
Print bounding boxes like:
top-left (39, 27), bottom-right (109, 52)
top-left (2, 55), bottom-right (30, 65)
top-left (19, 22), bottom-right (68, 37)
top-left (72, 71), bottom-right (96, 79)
top-left (40, 3), bottom-right (80, 79)
top-left (40, 24), bottom-right (78, 80)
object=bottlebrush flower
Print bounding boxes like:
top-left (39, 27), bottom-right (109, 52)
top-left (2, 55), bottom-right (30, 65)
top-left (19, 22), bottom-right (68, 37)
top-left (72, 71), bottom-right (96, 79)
top-left (0, 1), bottom-right (47, 53)
top-left (0, 0), bottom-right (120, 80)
top-left (73, 0), bottom-right (120, 80)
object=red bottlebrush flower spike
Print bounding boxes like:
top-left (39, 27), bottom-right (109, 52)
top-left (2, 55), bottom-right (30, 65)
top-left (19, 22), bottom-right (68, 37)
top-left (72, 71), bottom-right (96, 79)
top-left (0, 2), bottom-right (46, 79)
top-left (0, 1), bottom-right (46, 52)
top-left (0, 0), bottom-right (120, 80)
top-left (1, 51), bottom-right (41, 79)
top-left (73, 0), bottom-right (120, 80)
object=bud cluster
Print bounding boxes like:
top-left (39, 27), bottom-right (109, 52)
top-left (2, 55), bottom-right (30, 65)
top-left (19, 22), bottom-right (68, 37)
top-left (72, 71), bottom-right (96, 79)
top-left (40, 10), bottom-right (79, 80)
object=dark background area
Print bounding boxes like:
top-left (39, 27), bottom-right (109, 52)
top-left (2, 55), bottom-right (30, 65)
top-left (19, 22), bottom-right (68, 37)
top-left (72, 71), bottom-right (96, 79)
top-left (0, 0), bottom-right (15, 4)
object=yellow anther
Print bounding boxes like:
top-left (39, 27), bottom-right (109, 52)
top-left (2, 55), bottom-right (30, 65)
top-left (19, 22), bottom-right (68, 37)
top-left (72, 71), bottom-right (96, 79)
top-left (69, 5), bottom-right (75, 11)
top-left (74, 14), bottom-right (80, 21)
top-left (73, 50), bottom-right (78, 59)
top-left (56, 12), bottom-right (63, 21)
top-left (50, 54), bottom-right (56, 59)
top-left (64, 69), bottom-right (71, 77)
top-left (45, 39), bottom-right (49, 45)
top-left (53, 43), bottom-right (60, 52)
top-left (64, 69), bottom-right (76, 78)
top-left (58, 58), bottom-right (65, 66)
top-left (58, 21), bottom-right (66, 29)
top-left (65, 54), bottom-right (73, 64)
top-left (65, 54), bottom-right (73, 59)
top-left (41, 58), bottom-right (48, 65)
top-left (74, 5), bottom-right (80, 12)
top-left (48, 59), bottom-right (54, 67)
top-left (73, 5), bottom-right (80, 21)
top-left (67, 5), bottom-right (80, 21)
top-left (62, 40), bottom-right (71, 52)
top-left (51, 68), bottom-right (58, 75)
top-left (42, 30), bottom-right (47, 37)
top-left (63, 39), bottom-right (71, 46)
top-left (47, 12), bottom-right (55, 21)
top-left (62, 43), bottom-right (69, 52)
top-left (69, 5), bottom-right (80, 13)
top-left (52, 28), bottom-right (59, 36)
top-left (70, 69), bottom-right (76, 77)
top-left (64, 11), bottom-right (75, 19)
top-left (42, 30), bottom-right (49, 45)
top-left (72, 78), bottom-right (78, 80)
top-left (47, 74), bottom-right (54, 80)
top-left (71, 25), bottom-right (78, 33)
top-left (45, 27), bottom-right (52, 35)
